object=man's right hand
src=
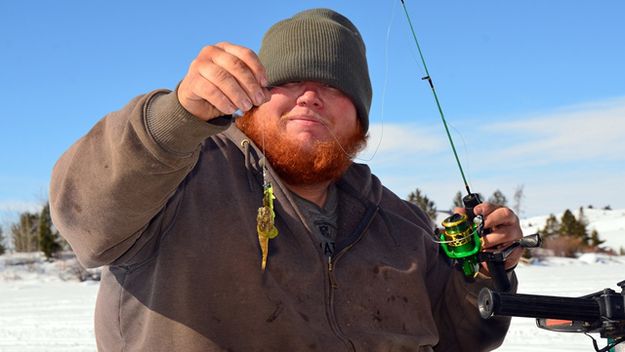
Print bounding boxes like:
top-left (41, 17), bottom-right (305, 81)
top-left (177, 42), bottom-right (271, 121)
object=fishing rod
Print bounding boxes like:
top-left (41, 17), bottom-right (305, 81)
top-left (399, 2), bottom-right (623, 351)
top-left (399, 0), bottom-right (540, 291)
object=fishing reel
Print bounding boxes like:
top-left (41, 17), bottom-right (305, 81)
top-left (436, 193), bottom-right (541, 292)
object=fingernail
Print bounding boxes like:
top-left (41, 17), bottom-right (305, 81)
top-left (255, 91), bottom-right (266, 105)
top-left (261, 76), bottom-right (269, 87)
top-left (242, 99), bottom-right (253, 111)
top-left (225, 104), bottom-right (237, 114)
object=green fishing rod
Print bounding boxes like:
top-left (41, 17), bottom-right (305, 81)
top-left (399, 1), bottom-right (541, 292)
top-left (399, 0), bottom-right (487, 281)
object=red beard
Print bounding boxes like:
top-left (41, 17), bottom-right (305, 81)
top-left (236, 109), bottom-right (367, 186)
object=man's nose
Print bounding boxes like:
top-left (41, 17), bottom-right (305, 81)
top-left (296, 84), bottom-right (323, 108)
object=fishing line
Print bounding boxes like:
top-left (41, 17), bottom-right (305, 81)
top-left (318, 0), bottom-right (400, 163)
top-left (351, 0), bottom-right (399, 163)
top-left (318, 0), bottom-right (398, 163)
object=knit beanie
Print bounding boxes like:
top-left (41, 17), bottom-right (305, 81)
top-left (259, 8), bottom-right (372, 132)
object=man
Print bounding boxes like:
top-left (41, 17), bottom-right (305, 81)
top-left (51, 8), bottom-right (523, 352)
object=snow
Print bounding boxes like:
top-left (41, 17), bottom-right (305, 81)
top-left (1, 207), bottom-right (625, 352)
top-left (0, 253), bottom-right (99, 352)
top-left (0, 280), bottom-right (98, 352)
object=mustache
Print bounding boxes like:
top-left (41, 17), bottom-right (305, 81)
top-left (281, 111), bottom-right (330, 127)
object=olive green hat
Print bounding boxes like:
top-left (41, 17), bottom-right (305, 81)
top-left (259, 8), bottom-right (372, 132)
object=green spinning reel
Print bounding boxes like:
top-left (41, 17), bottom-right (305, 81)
top-left (438, 193), bottom-right (541, 292)
top-left (438, 193), bottom-right (483, 278)
top-left (439, 212), bottom-right (483, 277)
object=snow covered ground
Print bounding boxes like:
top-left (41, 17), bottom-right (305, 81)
top-left (1, 254), bottom-right (624, 352)
top-left (0, 253), bottom-right (99, 352)
top-left (0, 207), bottom-right (624, 352)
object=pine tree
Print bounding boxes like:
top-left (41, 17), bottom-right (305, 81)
top-left (451, 191), bottom-right (463, 210)
top-left (541, 214), bottom-right (561, 238)
top-left (39, 203), bottom-right (61, 260)
top-left (559, 210), bottom-right (577, 236)
top-left (512, 185), bottom-right (524, 216)
top-left (577, 207), bottom-right (590, 245)
top-left (11, 212), bottom-right (39, 252)
top-left (488, 189), bottom-right (508, 207)
top-left (559, 209), bottom-right (589, 248)
top-left (0, 225), bottom-right (6, 255)
top-left (589, 229), bottom-right (605, 248)
top-left (407, 189), bottom-right (437, 222)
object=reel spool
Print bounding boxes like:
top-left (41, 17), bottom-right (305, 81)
top-left (439, 213), bottom-right (482, 277)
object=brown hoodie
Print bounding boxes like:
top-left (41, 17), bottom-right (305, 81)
top-left (50, 90), bottom-right (514, 352)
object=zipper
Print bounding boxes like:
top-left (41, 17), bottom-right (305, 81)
top-left (325, 254), bottom-right (354, 351)
top-left (324, 205), bottom-right (380, 352)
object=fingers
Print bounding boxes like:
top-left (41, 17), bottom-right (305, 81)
top-left (178, 42), bottom-right (270, 121)
top-left (215, 42), bottom-right (268, 88)
top-left (474, 203), bottom-right (524, 270)
top-left (475, 204), bottom-right (520, 237)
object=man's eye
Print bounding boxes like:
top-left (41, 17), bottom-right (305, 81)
top-left (283, 81), bottom-right (302, 87)
top-left (323, 84), bottom-right (342, 94)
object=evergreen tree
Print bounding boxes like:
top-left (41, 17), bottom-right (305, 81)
top-left (0, 225), bottom-right (6, 255)
top-left (488, 189), bottom-right (508, 207)
top-left (541, 214), bottom-right (560, 237)
top-left (512, 185), bottom-right (524, 216)
top-left (559, 209), bottom-right (577, 236)
top-left (589, 229), bottom-right (604, 248)
top-left (11, 212), bottom-right (39, 252)
top-left (452, 191), bottom-right (463, 210)
top-left (560, 209), bottom-right (589, 246)
top-left (407, 189), bottom-right (437, 222)
top-left (577, 207), bottom-right (591, 244)
top-left (39, 203), bottom-right (61, 260)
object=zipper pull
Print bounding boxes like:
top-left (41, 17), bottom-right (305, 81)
top-left (328, 256), bottom-right (338, 289)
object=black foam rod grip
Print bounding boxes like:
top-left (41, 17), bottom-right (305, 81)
top-left (478, 288), bottom-right (600, 321)
top-left (462, 193), bottom-right (482, 221)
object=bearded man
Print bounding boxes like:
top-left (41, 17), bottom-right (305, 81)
top-left (51, 8), bottom-right (523, 352)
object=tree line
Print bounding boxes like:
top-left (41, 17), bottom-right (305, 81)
top-left (0, 191), bottom-right (616, 260)
top-left (406, 187), bottom-right (614, 257)
top-left (1, 202), bottom-right (63, 260)
top-left (407, 186), bottom-right (524, 221)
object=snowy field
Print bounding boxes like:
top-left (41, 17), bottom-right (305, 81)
top-left (1, 255), bottom-right (624, 352)
top-left (0, 208), bottom-right (623, 351)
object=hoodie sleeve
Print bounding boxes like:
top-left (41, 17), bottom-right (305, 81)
top-left (402, 198), bottom-right (515, 351)
top-left (429, 254), bottom-right (517, 351)
top-left (50, 90), bottom-right (231, 268)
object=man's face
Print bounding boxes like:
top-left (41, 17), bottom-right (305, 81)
top-left (261, 81), bottom-right (359, 149)
top-left (237, 80), bottom-right (367, 186)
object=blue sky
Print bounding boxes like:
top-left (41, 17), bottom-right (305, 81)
top-left (1, 0), bottom-right (624, 225)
